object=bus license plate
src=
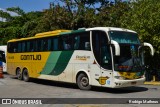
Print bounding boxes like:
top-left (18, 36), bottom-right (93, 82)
top-left (131, 82), bottom-right (137, 85)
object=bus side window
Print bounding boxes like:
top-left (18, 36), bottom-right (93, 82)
top-left (18, 42), bottom-right (22, 52)
top-left (37, 39), bottom-right (42, 51)
top-left (64, 44), bottom-right (71, 50)
top-left (42, 39), bottom-right (48, 51)
top-left (27, 41), bottom-right (34, 52)
top-left (30, 41), bottom-right (34, 52)
top-left (62, 35), bottom-right (72, 50)
top-left (73, 32), bottom-right (90, 50)
top-left (79, 32), bottom-right (90, 50)
top-left (48, 38), bottom-right (52, 51)
top-left (85, 42), bottom-right (90, 50)
top-left (13, 43), bottom-right (18, 53)
top-left (33, 40), bottom-right (37, 52)
top-left (22, 42), bottom-right (26, 52)
top-left (53, 38), bottom-right (59, 51)
top-left (8, 43), bottom-right (13, 53)
top-left (27, 41), bottom-right (30, 52)
top-left (74, 36), bottom-right (80, 50)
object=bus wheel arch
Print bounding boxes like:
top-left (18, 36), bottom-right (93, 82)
top-left (16, 67), bottom-right (22, 80)
top-left (22, 68), bottom-right (30, 82)
top-left (76, 71), bottom-right (91, 90)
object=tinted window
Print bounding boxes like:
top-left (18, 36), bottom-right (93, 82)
top-left (52, 38), bottom-right (59, 51)
top-left (17, 42), bottom-right (21, 52)
top-left (8, 31), bottom-right (91, 53)
top-left (109, 31), bottom-right (140, 44)
top-left (92, 31), bottom-right (112, 70)
top-left (73, 32), bottom-right (90, 50)
top-left (8, 42), bottom-right (17, 53)
top-left (22, 42), bottom-right (27, 52)
top-left (61, 35), bottom-right (73, 50)
top-left (48, 38), bottom-right (52, 51)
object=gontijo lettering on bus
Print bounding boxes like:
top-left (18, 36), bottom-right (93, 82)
top-left (21, 55), bottom-right (41, 60)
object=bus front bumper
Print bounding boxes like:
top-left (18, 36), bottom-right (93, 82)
top-left (113, 77), bottom-right (145, 88)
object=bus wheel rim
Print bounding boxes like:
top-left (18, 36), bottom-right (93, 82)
top-left (17, 70), bottom-right (21, 79)
top-left (23, 70), bottom-right (28, 79)
top-left (81, 77), bottom-right (89, 86)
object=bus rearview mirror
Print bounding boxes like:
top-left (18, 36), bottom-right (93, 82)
top-left (143, 42), bottom-right (154, 56)
top-left (110, 40), bottom-right (120, 56)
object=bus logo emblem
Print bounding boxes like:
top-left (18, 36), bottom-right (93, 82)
top-left (96, 76), bottom-right (109, 85)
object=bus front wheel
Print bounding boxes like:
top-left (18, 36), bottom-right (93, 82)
top-left (77, 73), bottom-right (91, 90)
top-left (16, 68), bottom-right (22, 80)
top-left (23, 69), bottom-right (30, 82)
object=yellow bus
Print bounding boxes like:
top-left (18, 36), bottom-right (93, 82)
top-left (7, 27), bottom-right (154, 90)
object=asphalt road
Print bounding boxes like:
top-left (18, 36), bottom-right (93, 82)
top-left (0, 74), bottom-right (160, 107)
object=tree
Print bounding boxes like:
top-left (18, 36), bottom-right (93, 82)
top-left (6, 7), bottom-right (25, 15)
top-left (98, 1), bottom-right (130, 27)
top-left (0, 10), bottom-right (12, 21)
top-left (0, 8), bottom-right (44, 45)
top-left (120, 0), bottom-right (160, 69)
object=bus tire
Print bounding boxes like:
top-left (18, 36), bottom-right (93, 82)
top-left (77, 73), bottom-right (91, 90)
top-left (16, 68), bottom-right (22, 80)
top-left (22, 69), bottom-right (30, 82)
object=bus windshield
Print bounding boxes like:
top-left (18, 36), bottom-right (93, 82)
top-left (109, 31), bottom-right (140, 44)
top-left (113, 44), bottom-right (144, 72)
top-left (108, 31), bottom-right (144, 72)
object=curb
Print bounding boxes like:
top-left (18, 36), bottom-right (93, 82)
top-left (144, 82), bottom-right (160, 85)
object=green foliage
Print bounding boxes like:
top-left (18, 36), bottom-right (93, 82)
top-left (0, 9), bottom-right (44, 44)
top-left (120, 0), bottom-right (160, 68)
top-left (98, 1), bottom-right (130, 27)
top-left (6, 7), bottom-right (25, 15)
top-left (0, 27), bottom-right (22, 44)
top-left (0, 10), bottom-right (12, 21)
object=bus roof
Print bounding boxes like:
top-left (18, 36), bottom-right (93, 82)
top-left (8, 27), bottom-right (137, 42)
top-left (8, 30), bottom-right (71, 42)
top-left (86, 27), bottom-right (137, 33)
top-left (7, 28), bottom-right (87, 42)
top-left (35, 30), bottom-right (70, 37)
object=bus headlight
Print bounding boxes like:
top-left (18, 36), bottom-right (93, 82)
top-left (114, 76), bottom-right (126, 80)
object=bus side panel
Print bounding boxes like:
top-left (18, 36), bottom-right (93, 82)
top-left (90, 64), bottom-right (101, 86)
top-left (7, 52), bottom-right (50, 77)
top-left (38, 51), bottom-right (74, 81)
top-left (58, 64), bottom-right (73, 82)
top-left (71, 51), bottom-right (102, 86)
top-left (7, 53), bottom-right (18, 75)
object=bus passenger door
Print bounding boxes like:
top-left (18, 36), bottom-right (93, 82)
top-left (92, 31), bottom-right (113, 87)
